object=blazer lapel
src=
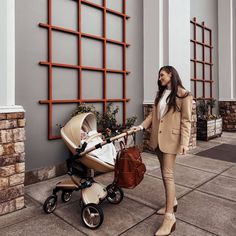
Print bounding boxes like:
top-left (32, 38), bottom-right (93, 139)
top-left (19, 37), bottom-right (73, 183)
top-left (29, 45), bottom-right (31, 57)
top-left (157, 91), bottom-right (168, 120)
top-left (162, 105), bottom-right (169, 118)
top-left (156, 103), bottom-right (160, 120)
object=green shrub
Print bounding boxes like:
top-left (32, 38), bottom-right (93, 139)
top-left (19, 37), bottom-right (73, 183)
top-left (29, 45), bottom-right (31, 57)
top-left (71, 102), bottom-right (137, 137)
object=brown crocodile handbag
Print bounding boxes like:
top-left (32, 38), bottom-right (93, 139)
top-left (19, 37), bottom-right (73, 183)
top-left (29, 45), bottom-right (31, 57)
top-left (114, 141), bottom-right (146, 189)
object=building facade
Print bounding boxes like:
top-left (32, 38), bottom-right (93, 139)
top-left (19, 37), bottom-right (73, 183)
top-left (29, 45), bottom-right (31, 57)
top-left (0, 0), bottom-right (236, 215)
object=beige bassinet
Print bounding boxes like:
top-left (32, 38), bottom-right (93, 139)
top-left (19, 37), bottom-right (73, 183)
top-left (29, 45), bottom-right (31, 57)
top-left (61, 112), bottom-right (115, 173)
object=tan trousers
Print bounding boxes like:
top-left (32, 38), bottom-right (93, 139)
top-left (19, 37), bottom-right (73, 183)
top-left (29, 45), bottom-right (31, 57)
top-left (156, 147), bottom-right (176, 213)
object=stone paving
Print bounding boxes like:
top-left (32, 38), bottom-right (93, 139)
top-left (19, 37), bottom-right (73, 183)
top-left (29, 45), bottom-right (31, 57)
top-left (0, 132), bottom-right (236, 236)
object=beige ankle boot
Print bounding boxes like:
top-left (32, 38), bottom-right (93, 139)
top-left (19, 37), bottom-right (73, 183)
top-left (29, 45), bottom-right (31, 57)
top-left (156, 198), bottom-right (178, 215)
top-left (155, 213), bottom-right (176, 236)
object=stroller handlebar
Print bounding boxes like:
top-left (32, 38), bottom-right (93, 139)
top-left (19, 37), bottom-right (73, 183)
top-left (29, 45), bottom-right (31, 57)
top-left (77, 128), bottom-right (142, 157)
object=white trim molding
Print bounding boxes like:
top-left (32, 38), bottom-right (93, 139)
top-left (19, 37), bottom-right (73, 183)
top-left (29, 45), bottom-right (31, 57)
top-left (0, 106), bottom-right (25, 114)
top-left (218, 98), bottom-right (236, 102)
top-left (143, 101), bottom-right (154, 105)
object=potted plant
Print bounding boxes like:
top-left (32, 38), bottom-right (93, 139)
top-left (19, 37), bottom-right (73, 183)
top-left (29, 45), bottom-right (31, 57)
top-left (196, 98), bottom-right (222, 141)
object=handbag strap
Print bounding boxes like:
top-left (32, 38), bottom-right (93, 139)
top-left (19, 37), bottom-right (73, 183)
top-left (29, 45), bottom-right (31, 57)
top-left (124, 132), bottom-right (136, 146)
top-left (119, 140), bottom-right (126, 150)
top-left (123, 131), bottom-right (129, 145)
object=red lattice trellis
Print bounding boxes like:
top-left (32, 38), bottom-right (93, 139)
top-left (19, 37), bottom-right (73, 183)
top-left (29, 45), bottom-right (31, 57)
top-left (190, 17), bottom-right (214, 101)
top-left (39, 0), bottom-right (130, 140)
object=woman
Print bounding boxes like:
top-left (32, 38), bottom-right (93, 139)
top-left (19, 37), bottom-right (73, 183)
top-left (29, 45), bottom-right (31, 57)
top-left (134, 66), bottom-right (193, 236)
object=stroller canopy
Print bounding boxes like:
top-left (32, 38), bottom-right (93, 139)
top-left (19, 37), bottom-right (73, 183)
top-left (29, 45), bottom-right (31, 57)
top-left (61, 112), bottom-right (97, 149)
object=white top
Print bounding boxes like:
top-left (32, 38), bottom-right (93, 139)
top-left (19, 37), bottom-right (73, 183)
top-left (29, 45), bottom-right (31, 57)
top-left (159, 89), bottom-right (171, 118)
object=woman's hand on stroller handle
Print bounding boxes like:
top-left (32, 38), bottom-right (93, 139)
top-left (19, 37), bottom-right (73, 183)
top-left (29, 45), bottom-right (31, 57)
top-left (130, 125), bottom-right (143, 132)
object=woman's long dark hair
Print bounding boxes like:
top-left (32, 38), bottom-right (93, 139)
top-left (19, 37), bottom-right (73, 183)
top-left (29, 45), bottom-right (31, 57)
top-left (154, 65), bottom-right (189, 112)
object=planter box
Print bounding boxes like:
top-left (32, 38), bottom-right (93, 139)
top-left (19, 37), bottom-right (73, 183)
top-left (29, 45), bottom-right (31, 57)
top-left (197, 118), bottom-right (222, 141)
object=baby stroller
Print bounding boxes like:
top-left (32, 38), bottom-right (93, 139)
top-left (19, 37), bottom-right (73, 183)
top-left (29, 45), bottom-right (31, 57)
top-left (43, 112), bottom-right (139, 229)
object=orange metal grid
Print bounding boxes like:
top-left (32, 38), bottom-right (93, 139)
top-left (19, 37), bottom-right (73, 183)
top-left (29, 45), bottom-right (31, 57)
top-left (39, 0), bottom-right (130, 140)
top-left (190, 17), bottom-right (214, 101)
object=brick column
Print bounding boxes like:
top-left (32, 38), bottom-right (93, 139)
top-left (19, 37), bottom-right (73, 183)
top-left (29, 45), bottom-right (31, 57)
top-left (219, 101), bottom-right (236, 131)
top-left (142, 102), bottom-right (196, 153)
top-left (0, 111), bottom-right (26, 215)
top-left (142, 104), bottom-right (153, 153)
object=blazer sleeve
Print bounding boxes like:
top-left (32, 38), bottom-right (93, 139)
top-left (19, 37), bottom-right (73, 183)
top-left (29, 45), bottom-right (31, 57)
top-left (180, 94), bottom-right (193, 146)
top-left (141, 105), bottom-right (153, 130)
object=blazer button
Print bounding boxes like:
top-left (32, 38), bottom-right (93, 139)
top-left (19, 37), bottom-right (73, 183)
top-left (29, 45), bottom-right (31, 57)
top-left (160, 120), bottom-right (163, 123)
top-left (159, 131), bottom-right (162, 133)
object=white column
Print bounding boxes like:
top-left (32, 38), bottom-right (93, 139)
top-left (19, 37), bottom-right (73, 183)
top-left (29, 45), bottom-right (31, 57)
top-left (0, 0), bottom-right (23, 112)
top-left (234, 0), bottom-right (236, 97)
top-left (143, 0), bottom-right (164, 104)
top-left (218, 0), bottom-right (235, 101)
top-left (143, 0), bottom-right (191, 104)
top-left (168, 0), bottom-right (191, 91)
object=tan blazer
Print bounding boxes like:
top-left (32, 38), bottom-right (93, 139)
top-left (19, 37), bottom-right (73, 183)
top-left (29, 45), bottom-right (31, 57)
top-left (141, 87), bottom-right (193, 154)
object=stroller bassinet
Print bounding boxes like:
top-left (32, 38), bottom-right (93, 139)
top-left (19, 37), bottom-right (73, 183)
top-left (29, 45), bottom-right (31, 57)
top-left (61, 112), bottom-right (116, 172)
top-left (43, 113), bottom-right (138, 229)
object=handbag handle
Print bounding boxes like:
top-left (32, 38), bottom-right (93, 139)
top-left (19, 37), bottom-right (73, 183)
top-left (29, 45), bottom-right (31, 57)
top-left (123, 131), bottom-right (129, 145)
top-left (122, 131), bottom-right (136, 146)
top-left (119, 140), bottom-right (126, 150)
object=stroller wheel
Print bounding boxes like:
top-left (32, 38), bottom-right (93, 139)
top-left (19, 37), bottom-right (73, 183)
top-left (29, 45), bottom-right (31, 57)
top-left (43, 195), bottom-right (57, 214)
top-left (61, 191), bottom-right (72, 203)
top-left (106, 184), bottom-right (124, 204)
top-left (81, 203), bottom-right (104, 229)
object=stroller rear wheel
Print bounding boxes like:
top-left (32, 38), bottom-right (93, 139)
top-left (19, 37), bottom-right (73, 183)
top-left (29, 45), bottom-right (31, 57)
top-left (61, 191), bottom-right (72, 203)
top-left (43, 195), bottom-right (57, 213)
top-left (106, 184), bottom-right (124, 204)
top-left (81, 203), bottom-right (104, 229)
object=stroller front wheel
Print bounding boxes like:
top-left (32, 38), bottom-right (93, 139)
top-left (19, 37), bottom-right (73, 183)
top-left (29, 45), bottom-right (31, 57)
top-left (43, 195), bottom-right (57, 213)
top-left (81, 203), bottom-right (104, 229)
top-left (106, 184), bottom-right (124, 204)
top-left (61, 191), bottom-right (72, 203)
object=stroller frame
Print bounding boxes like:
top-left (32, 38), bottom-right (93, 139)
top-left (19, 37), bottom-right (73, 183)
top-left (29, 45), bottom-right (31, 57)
top-left (43, 113), bottom-right (139, 229)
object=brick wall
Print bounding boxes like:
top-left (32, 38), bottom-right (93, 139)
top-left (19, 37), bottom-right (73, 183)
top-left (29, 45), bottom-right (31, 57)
top-left (219, 101), bottom-right (236, 131)
top-left (142, 104), bottom-right (153, 153)
top-left (25, 163), bottom-right (67, 186)
top-left (0, 112), bottom-right (26, 215)
top-left (142, 101), bottom-right (197, 153)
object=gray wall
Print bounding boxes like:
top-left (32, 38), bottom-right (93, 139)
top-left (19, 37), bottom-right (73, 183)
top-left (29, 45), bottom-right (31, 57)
top-left (190, 0), bottom-right (219, 100)
top-left (16, 0), bottom-right (143, 171)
